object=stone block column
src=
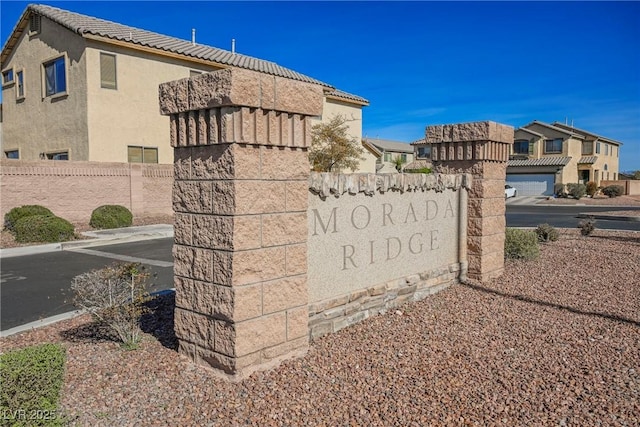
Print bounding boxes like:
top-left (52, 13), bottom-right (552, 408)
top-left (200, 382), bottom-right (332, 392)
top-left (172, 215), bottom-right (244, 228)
top-left (159, 68), bottom-right (323, 380)
top-left (426, 121), bottom-right (513, 282)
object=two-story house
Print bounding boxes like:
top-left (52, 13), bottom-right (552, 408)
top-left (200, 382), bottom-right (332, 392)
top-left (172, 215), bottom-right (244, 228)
top-left (363, 137), bottom-right (414, 172)
top-left (1, 4), bottom-right (370, 169)
top-left (506, 120), bottom-right (622, 196)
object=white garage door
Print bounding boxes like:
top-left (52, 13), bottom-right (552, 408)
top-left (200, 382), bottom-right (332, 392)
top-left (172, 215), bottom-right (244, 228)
top-left (506, 174), bottom-right (555, 196)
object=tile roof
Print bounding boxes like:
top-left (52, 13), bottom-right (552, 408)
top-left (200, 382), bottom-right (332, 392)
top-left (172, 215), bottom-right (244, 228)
top-left (578, 156), bottom-right (597, 164)
top-left (515, 127), bottom-right (544, 138)
top-left (551, 122), bottom-right (622, 145)
top-left (364, 138), bottom-right (414, 153)
top-left (523, 121), bottom-right (585, 139)
top-left (3, 4), bottom-right (368, 105)
top-left (508, 157), bottom-right (572, 167)
top-left (410, 138), bottom-right (427, 145)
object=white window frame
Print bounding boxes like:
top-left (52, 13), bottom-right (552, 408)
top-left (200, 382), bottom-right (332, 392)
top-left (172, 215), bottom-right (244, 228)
top-left (2, 67), bottom-right (14, 87)
top-left (45, 150), bottom-right (70, 160)
top-left (16, 68), bottom-right (25, 100)
top-left (41, 53), bottom-right (68, 99)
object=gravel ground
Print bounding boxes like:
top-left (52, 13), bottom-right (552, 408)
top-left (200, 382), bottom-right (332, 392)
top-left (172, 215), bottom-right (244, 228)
top-left (1, 228), bottom-right (638, 426)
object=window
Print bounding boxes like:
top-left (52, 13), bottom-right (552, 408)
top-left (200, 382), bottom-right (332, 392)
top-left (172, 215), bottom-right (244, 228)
top-left (2, 68), bottom-right (14, 86)
top-left (401, 153), bottom-right (407, 162)
top-left (596, 142), bottom-right (601, 154)
top-left (4, 150), bottom-right (19, 159)
top-left (100, 53), bottom-right (117, 89)
top-left (604, 164), bottom-right (608, 171)
top-left (383, 152), bottom-right (392, 162)
top-left (46, 151), bottom-right (68, 160)
top-left (581, 141), bottom-right (593, 155)
top-left (544, 138), bottom-right (562, 153)
top-left (43, 56), bottom-right (66, 96)
top-left (513, 140), bottom-right (530, 155)
top-left (16, 70), bottom-right (24, 99)
top-left (128, 146), bottom-right (158, 163)
top-left (416, 145), bottom-right (431, 159)
top-left (29, 14), bottom-right (41, 34)
top-left (605, 144), bottom-right (609, 156)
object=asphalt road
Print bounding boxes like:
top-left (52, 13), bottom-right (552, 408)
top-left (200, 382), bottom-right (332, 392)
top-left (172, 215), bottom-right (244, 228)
top-left (1, 238), bottom-right (174, 331)
top-left (506, 204), bottom-right (640, 231)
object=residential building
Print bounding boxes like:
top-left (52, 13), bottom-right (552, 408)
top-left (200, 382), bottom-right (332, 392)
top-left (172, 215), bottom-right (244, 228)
top-left (507, 120), bottom-right (621, 195)
top-left (405, 137), bottom-right (432, 171)
top-left (364, 137), bottom-right (413, 172)
top-left (1, 4), bottom-right (368, 167)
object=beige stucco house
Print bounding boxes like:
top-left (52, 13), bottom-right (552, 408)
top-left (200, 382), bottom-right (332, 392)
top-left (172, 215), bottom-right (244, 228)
top-left (506, 120), bottom-right (622, 196)
top-left (1, 4), bottom-right (369, 167)
top-left (363, 137), bottom-right (414, 173)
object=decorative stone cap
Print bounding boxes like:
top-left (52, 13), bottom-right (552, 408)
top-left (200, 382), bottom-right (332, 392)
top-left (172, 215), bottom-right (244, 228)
top-left (159, 68), bottom-right (323, 117)
top-left (426, 121), bottom-right (514, 144)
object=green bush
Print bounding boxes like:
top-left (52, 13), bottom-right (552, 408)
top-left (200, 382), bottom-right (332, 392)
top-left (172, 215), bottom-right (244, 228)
top-left (535, 223), bottom-right (560, 243)
top-left (553, 183), bottom-right (566, 198)
top-left (586, 181), bottom-right (598, 197)
top-left (579, 217), bottom-right (596, 236)
top-left (405, 167), bottom-right (432, 174)
top-left (14, 215), bottom-right (75, 243)
top-left (4, 205), bottom-right (53, 231)
top-left (89, 205), bottom-right (133, 229)
top-left (567, 183), bottom-right (586, 199)
top-left (602, 185), bottom-right (624, 198)
top-left (0, 343), bottom-right (66, 426)
top-left (505, 228), bottom-right (540, 260)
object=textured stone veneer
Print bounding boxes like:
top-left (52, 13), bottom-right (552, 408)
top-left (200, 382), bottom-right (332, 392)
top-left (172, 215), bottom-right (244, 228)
top-left (427, 121), bottom-right (514, 282)
top-left (161, 68), bottom-right (323, 380)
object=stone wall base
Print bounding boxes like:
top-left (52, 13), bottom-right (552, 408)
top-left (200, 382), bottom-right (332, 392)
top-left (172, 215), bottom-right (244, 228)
top-left (308, 262), bottom-right (466, 339)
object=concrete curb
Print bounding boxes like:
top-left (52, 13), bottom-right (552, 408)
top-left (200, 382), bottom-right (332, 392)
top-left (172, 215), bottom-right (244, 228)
top-left (0, 289), bottom-right (176, 338)
top-left (0, 225), bottom-right (173, 259)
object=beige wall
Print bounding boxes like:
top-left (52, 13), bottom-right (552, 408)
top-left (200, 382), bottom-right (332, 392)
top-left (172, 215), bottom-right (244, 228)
top-left (85, 40), bottom-right (220, 164)
top-left (0, 159), bottom-right (173, 222)
top-left (1, 16), bottom-right (89, 160)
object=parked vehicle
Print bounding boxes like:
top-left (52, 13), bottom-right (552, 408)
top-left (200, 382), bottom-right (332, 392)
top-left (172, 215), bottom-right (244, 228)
top-left (505, 185), bottom-right (517, 198)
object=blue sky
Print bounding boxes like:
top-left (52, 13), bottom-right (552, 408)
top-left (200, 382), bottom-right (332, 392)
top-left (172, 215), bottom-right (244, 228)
top-left (2, 1), bottom-right (639, 171)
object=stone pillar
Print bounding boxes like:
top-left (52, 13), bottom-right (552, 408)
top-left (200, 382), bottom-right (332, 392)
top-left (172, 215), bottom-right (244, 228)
top-left (159, 68), bottom-right (323, 380)
top-left (426, 121), bottom-right (513, 282)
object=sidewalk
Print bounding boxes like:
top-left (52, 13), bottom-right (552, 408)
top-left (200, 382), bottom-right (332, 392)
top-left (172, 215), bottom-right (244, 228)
top-left (0, 224), bottom-right (173, 258)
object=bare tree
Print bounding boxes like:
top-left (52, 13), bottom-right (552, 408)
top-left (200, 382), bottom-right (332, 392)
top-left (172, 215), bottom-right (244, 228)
top-left (309, 115), bottom-right (364, 172)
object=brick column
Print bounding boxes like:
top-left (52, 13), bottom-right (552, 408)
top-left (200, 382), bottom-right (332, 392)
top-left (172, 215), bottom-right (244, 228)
top-left (159, 69), bottom-right (323, 380)
top-left (426, 121), bottom-right (514, 282)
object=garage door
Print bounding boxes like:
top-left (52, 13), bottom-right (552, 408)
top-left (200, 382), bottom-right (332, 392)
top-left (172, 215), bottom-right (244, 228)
top-left (506, 174), bottom-right (555, 196)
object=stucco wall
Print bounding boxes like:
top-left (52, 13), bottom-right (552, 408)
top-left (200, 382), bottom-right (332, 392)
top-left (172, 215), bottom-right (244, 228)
top-left (85, 40), bottom-right (221, 164)
top-left (0, 159), bottom-right (173, 222)
top-left (600, 180), bottom-right (640, 196)
top-left (1, 16), bottom-right (89, 160)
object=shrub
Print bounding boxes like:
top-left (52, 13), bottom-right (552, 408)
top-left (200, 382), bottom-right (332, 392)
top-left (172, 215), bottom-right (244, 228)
top-left (405, 167), bottom-right (432, 174)
top-left (567, 183), bottom-right (586, 200)
top-left (553, 183), bottom-right (566, 198)
top-left (579, 217), bottom-right (596, 236)
top-left (14, 215), bottom-right (75, 243)
top-left (535, 223), bottom-right (560, 243)
top-left (505, 228), bottom-right (540, 260)
top-left (71, 262), bottom-right (150, 349)
top-left (4, 205), bottom-right (53, 231)
top-left (602, 185), bottom-right (624, 198)
top-left (90, 205), bottom-right (133, 229)
top-left (0, 343), bottom-right (66, 427)
top-left (586, 181), bottom-right (598, 197)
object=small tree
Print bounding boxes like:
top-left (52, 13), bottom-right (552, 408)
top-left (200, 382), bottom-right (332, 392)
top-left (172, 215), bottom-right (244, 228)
top-left (393, 155), bottom-right (406, 172)
top-left (308, 115), bottom-right (364, 172)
